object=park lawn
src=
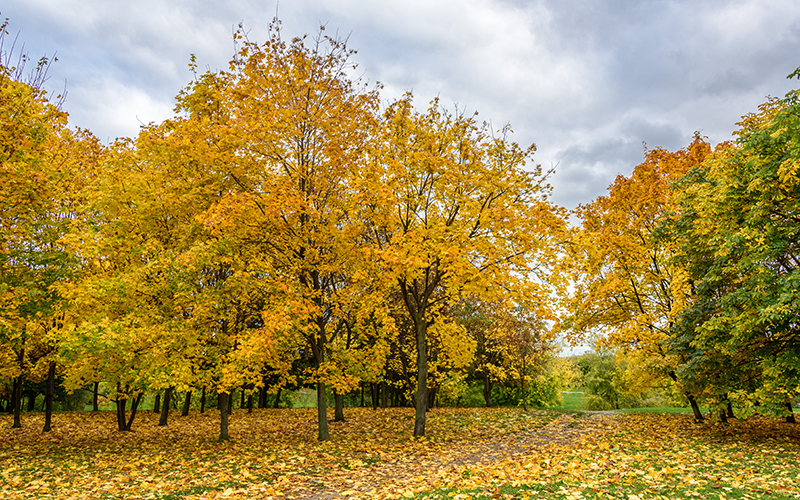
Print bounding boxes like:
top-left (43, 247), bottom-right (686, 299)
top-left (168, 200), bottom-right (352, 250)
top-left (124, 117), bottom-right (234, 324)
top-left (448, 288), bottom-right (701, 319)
top-left (1, 407), bottom-right (799, 499)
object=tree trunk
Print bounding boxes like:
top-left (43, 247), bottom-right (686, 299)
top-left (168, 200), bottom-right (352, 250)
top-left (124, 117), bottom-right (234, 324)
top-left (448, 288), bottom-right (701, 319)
top-left (483, 375), bottom-right (493, 407)
top-left (26, 391), bottom-right (37, 412)
top-left (200, 386), bottom-right (206, 414)
top-left (240, 388), bottom-right (246, 410)
top-left (153, 393), bottom-right (161, 414)
top-left (125, 393), bottom-right (142, 431)
top-left (521, 354), bottom-right (528, 412)
top-left (360, 384), bottom-right (365, 407)
top-left (92, 381), bottom-right (100, 411)
top-left (247, 394), bottom-right (254, 413)
top-left (259, 385), bottom-right (267, 409)
top-left (334, 389), bottom-right (344, 422)
top-left (719, 410), bottom-right (728, 423)
top-left (726, 401), bottom-right (735, 419)
top-left (159, 386), bottom-right (173, 426)
top-left (316, 381), bottom-right (329, 440)
top-left (414, 319), bottom-right (428, 437)
top-left (11, 375), bottom-right (23, 428)
top-left (786, 402), bottom-right (796, 424)
top-left (218, 391), bottom-right (230, 441)
top-left (42, 361), bottom-right (56, 432)
top-left (371, 382), bottom-right (378, 410)
top-left (181, 390), bottom-right (192, 417)
top-left (381, 381), bottom-right (388, 409)
top-left (115, 383), bottom-right (127, 432)
top-left (687, 393), bottom-right (704, 422)
top-left (273, 387), bottom-right (282, 409)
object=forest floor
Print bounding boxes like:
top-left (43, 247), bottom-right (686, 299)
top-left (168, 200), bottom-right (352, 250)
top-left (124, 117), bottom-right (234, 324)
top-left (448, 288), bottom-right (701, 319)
top-left (1, 407), bottom-right (800, 499)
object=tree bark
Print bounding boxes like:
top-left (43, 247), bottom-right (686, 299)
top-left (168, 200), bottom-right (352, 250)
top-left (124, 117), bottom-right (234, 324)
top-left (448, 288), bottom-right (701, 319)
top-left (414, 318), bottom-right (428, 437)
top-left (371, 382), bottom-right (378, 410)
top-left (240, 388), bottom-right (246, 410)
top-left (11, 375), bottom-right (23, 428)
top-left (218, 391), bottom-right (230, 441)
top-left (273, 387), bottom-right (282, 409)
top-left (726, 401), bottom-right (735, 419)
top-left (247, 394), bottom-right (254, 413)
top-left (181, 390), bottom-right (192, 417)
top-left (153, 393), bottom-right (161, 413)
top-left (483, 375), bottom-right (493, 407)
top-left (26, 391), bottom-right (37, 412)
top-left (316, 381), bottom-right (329, 440)
top-left (334, 389), bottom-right (344, 422)
top-left (115, 383), bottom-right (128, 432)
top-left (259, 385), bottom-right (267, 409)
top-left (381, 381), bottom-right (388, 409)
top-left (786, 402), bottom-right (796, 424)
top-left (125, 393), bottom-right (142, 431)
top-left (42, 361), bottom-right (56, 432)
top-left (159, 386), bottom-right (173, 426)
top-left (687, 393), bottom-right (704, 422)
top-left (200, 386), bottom-right (206, 414)
top-left (92, 381), bottom-right (100, 412)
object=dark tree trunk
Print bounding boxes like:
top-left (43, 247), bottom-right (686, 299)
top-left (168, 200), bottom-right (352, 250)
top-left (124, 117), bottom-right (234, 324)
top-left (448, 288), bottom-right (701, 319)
top-left (381, 381), bottom-right (388, 409)
top-left (414, 318), bottom-right (428, 437)
top-left (181, 391), bottom-right (192, 417)
top-left (719, 410), bottom-right (728, 423)
top-left (360, 383), bottom-right (365, 407)
top-left (240, 388), bottom-right (246, 410)
top-left (273, 388), bottom-right (282, 409)
top-left (687, 393), bottom-right (704, 422)
top-left (92, 381), bottom-right (100, 412)
top-left (153, 393), bottom-right (161, 414)
top-left (726, 401), bottom-right (735, 419)
top-left (125, 393), bottom-right (142, 431)
top-left (42, 361), bottom-right (56, 432)
top-left (371, 382), bottom-right (378, 410)
top-left (218, 392), bottom-right (230, 441)
top-left (159, 386), bottom-right (173, 426)
top-left (483, 375), bottom-right (493, 407)
top-left (115, 383), bottom-right (127, 432)
top-left (786, 402), bottom-right (796, 424)
top-left (247, 394), bottom-right (254, 413)
top-left (200, 386), bottom-right (206, 414)
top-left (316, 381), bottom-right (329, 440)
top-left (11, 374), bottom-right (24, 428)
top-left (334, 389), bottom-right (344, 422)
top-left (26, 391), bottom-right (37, 412)
top-left (259, 385), bottom-right (267, 409)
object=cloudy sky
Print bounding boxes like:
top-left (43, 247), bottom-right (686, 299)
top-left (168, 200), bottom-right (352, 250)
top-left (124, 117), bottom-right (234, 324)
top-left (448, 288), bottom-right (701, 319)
top-left (3, 0), bottom-right (799, 210)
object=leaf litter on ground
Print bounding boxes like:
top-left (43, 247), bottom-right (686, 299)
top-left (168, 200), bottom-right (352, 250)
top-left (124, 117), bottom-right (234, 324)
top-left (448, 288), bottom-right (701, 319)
top-left (1, 407), bottom-right (799, 499)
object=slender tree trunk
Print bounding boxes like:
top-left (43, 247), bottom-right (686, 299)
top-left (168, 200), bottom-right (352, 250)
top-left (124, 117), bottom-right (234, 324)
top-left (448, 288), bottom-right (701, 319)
top-left (273, 388), bottom-right (282, 409)
top-left (719, 410), bottom-right (728, 423)
top-left (483, 375), bottom-right (493, 407)
top-left (11, 375), bottom-right (23, 428)
top-left (26, 391), bottom-right (37, 412)
top-left (218, 391), bottom-right (230, 441)
top-left (42, 361), bottom-right (56, 432)
top-left (414, 319), bottom-right (428, 437)
top-left (240, 388), bottom-right (246, 410)
top-left (371, 382), bottom-right (378, 410)
top-left (687, 393), bottom-right (704, 422)
top-left (381, 381), bottom-right (388, 409)
top-left (115, 383), bottom-right (128, 432)
top-left (786, 402), bottom-right (796, 424)
top-left (521, 354), bottom-right (528, 412)
top-left (153, 393), bottom-right (161, 414)
top-left (259, 385), bottom-right (267, 409)
top-left (360, 383), bottom-right (365, 407)
top-left (125, 393), bottom-right (142, 431)
top-left (159, 386), bottom-right (173, 426)
top-left (334, 389), bottom-right (344, 422)
top-left (181, 391), bottom-right (192, 417)
top-left (92, 381), bottom-right (100, 411)
top-left (726, 401), bottom-right (735, 419)
top-left (316, 381), bottom-right (329, 440)
top-left (200, 386), bottom-right (206, 414)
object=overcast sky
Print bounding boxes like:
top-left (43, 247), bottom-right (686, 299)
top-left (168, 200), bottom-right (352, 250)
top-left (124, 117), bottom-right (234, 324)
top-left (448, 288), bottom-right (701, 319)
top-left (3, 0), bottom-right (799, 211)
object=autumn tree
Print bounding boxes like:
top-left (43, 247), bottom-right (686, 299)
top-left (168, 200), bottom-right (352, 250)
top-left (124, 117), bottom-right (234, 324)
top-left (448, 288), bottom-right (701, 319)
top-left (369, 97), bottom-right (565, 436)
top-left (564, 136), bottom-right (713, 421)
top-left (667, 73), bottom-right (800, 418)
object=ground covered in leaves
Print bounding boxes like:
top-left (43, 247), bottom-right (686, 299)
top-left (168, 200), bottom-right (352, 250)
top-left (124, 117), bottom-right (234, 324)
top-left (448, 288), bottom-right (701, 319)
top-left (1, 407), bottom-right (799, 499)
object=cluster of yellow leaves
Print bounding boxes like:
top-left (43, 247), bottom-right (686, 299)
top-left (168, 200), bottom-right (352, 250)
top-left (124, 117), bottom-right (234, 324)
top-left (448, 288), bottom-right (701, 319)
top-left (3, 408), bottom-right (799, 499)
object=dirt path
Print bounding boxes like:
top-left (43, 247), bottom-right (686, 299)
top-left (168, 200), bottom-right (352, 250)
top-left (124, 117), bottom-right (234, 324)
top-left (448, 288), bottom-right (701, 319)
top-left (215, 412), bottom-right (621, 500)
